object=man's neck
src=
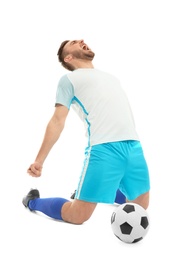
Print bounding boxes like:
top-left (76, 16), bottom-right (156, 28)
top-left (73, 60), bottom-right (94, 70)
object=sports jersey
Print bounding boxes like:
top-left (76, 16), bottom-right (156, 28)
top-left (55, 68), bottom-right (139, 146)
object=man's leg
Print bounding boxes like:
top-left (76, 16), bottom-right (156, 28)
top-left (23, 189), bottom-right (97, 224)
top-left (127, 191), bottom-right (149, 210)
top-left (61, 200), bottom-right (97, 224)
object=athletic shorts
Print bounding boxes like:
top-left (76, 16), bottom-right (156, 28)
top-left (75, 140), bottom-right (150, 203)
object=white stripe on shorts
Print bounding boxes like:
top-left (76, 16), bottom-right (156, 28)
top-left (76, 146), bottom-right (91, 199)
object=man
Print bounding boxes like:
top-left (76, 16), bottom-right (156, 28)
top-left (22, 39), bottom-right (150, 224)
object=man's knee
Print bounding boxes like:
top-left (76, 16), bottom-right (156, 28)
top-left (61, 200), bottom-right (97, 224)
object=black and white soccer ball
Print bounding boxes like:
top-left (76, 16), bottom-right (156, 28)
top-left (111, 203), bottom-right (149, 243)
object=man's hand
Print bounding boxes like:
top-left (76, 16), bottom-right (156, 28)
top-left (27, 162), bottom-right (43, 177)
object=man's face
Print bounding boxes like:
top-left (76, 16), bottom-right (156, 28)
top-left (64, 39), bottom-right (95, 61)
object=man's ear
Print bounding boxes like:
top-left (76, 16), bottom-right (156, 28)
top-left (64, 54), bottom-right (73, 63)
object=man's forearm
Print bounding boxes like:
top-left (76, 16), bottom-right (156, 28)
top-left (34, 118), bottom-right (64, 164)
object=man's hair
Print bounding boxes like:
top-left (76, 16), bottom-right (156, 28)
top-left (57, 40), bottom-right (74, 71)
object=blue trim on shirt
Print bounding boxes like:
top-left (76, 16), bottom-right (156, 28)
top-left (73, 96), bottom-right (91, 146)
top-left (73, 97), bottom-right (88, 115)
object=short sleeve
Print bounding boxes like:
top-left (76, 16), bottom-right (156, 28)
top-left (55, 75), bottom-right (74, 109)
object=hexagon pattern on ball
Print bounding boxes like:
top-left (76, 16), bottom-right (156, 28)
top-left (111, 203), bottom-right (149, 243)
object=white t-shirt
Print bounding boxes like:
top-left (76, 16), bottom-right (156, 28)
top-left (56, 68), bottom-right (139, 146)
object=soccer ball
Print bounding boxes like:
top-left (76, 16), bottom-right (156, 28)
top-left (111, 203), bottom-right (149, 243)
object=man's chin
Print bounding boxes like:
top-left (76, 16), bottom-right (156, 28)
top-left (86, 51), bottom-right (95, 60)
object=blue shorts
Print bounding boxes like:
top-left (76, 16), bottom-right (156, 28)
top-left (75, 141), bottom-right (150, 203)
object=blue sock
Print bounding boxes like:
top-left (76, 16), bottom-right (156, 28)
top-left (115, 189), bottom-right (126, 204)
top-left (29, 197), bottom-right (69, 220)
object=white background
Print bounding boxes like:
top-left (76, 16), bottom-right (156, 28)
top-left (0, 0), bottom-right (179, 259)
